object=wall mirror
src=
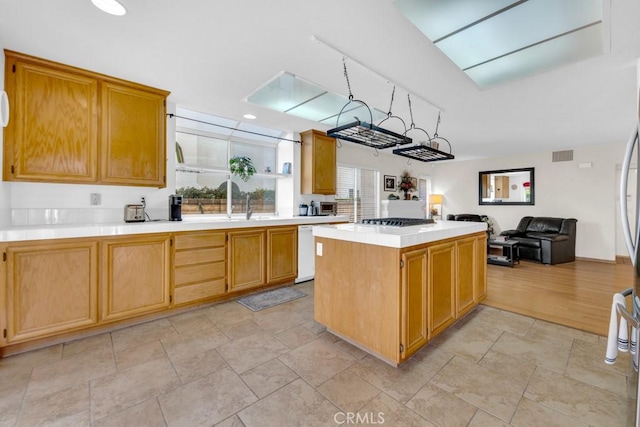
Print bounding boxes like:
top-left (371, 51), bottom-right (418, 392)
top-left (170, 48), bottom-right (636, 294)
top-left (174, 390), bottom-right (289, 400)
top-left (479, 167), bottom-right (535, 205)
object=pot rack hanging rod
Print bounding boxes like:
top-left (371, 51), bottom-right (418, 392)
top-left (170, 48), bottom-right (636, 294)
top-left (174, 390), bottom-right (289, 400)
top-left (311, 35), bottom-right (445, 113)
top-left (167, 113), bottom-right (301, 144)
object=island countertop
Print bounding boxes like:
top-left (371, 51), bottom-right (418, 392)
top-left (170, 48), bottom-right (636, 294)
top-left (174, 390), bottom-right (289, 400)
top-left (312, 220), bottom-right (487, 248)
top-left (0, 215), bottom-right (349, 242)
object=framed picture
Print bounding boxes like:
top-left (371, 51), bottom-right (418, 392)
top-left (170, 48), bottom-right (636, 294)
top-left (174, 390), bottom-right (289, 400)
top-left (384, 175), bottom-right (396, 191)
top-left (410, 177), bottom-right (418, 189)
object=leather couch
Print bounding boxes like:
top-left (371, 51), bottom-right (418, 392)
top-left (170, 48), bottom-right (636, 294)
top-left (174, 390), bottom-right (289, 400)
top-left (500, 216), bottom-right (577, 265)
top-left (446, 214), bottom-right (487, 222)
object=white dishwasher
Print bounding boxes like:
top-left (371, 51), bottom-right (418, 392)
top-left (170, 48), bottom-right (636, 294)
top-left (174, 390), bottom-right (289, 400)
top-left (296, 225), bottom-right (315, 283)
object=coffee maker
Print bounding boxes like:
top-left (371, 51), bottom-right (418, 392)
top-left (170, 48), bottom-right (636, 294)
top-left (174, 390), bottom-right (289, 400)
top-left (169, 195), bottom-right (182, 221)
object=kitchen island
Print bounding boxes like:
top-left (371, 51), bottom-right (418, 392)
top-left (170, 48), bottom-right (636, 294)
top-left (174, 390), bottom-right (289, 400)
top-left (313, 220), bottom-right (487, 366)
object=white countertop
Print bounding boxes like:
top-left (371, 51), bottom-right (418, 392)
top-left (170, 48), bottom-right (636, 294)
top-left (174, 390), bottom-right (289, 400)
top-left (0, 215), bottom-right (349, 242)
top-left (312, 220), bottom-right (487, 248)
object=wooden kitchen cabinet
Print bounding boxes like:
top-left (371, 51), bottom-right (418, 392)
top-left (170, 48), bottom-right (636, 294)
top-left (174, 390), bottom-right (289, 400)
top-left (3, 50), bottom-right (168, 187)
top-left (456, 236), bottom-right (477, 318)
top-left (173, 231), bottom-right (227, 305)
top-left (101, 234), bottom-right (171, 322)
top-left (300, 129), bottom-right (337, 195)
top-left (3, 52), bottom-right (99, 183)
top-left (4, 240), bottom-right (99, 343)
top-left (476, 234), bottom-right (488, 301)
top-left (428, 241), bottom-right (456, 338)
top-left (266, 226), bottom-right (297, 285)
top-left (315, 231), bottom-right (485, 366)
top-left (400, 248), bottom-right (428, 361)
top-left (100, 81), bottom-right (167, 186)
top-left (228, 229), bottom-right (266, 292)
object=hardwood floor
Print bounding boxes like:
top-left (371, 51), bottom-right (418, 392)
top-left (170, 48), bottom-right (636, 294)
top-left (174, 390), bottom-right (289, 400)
top-left (483, 258), bottom-right (635, 336)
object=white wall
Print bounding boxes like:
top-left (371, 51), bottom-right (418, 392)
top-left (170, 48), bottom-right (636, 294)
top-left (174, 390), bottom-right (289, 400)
top-left (428, 142), bottom-right (628, 261)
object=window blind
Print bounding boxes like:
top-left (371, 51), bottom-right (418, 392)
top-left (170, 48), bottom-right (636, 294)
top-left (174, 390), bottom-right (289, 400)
top-left (336, 165), bottom-right (379, 223)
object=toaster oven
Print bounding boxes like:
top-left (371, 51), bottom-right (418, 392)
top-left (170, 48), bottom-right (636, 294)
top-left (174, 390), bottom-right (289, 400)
top-left (124, 204), bottom-right (145, 222)
top-left (319, 202), bottom-right (337, 216)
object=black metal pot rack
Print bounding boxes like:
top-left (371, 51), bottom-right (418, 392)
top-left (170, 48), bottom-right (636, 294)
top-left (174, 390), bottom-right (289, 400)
top-left (393, 96), bottom-right (454, 163)
top-left (327, 59), bottom-right (411, 150)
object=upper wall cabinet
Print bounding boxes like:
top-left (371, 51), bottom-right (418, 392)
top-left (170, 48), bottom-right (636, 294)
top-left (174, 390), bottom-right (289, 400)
top-left (300, 129), bottom-right (336, 195)
top-left (3, 50), bottom-right (170, 187)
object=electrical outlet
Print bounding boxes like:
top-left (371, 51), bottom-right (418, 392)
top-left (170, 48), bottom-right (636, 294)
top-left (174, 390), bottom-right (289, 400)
top-left (140, 196), bottom-right (146, 206)
top-left (90, 193), bottom-right (101, 206)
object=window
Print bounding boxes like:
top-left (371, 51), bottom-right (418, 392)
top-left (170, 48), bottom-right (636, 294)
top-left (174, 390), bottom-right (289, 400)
top-left (175, 108), bottom-right (284, 215)
top-left (336, 165), bottom-right (380, 222)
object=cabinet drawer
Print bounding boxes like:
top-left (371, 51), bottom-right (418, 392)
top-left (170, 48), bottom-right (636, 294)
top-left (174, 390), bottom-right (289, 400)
top-left (175, 233), bottom-right (225, 250)
top-left (175, 261), bottom-right (225, 286)
top-left (175, 247), bottom-right (225, 267)
top-left (174, 279), bottom-right (226, 305)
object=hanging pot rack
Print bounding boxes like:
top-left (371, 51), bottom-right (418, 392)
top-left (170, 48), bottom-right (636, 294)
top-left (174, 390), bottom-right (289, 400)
top-left (393, 95), bottom-right (454, 163)
top-left (327, 59), bottom-right (412, 150)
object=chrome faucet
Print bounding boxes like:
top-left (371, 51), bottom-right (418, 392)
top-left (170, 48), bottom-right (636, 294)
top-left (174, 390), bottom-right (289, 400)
top-left (246, 194), bottom-right (253, 220)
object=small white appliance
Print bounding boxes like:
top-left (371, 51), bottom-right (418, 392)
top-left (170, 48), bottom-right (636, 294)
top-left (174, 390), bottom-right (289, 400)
top-left (296, 225), bottom-right (314, 283)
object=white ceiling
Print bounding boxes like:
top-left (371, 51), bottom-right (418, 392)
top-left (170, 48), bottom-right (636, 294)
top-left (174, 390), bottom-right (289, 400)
top-left (0, 0), bottom-right (639, 161)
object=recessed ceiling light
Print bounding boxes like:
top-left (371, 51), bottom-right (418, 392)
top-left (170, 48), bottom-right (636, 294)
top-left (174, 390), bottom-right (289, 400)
top-left (243, 114), bottom-right (257, 120)
top-left (91, 0), bottom-right (127, 16)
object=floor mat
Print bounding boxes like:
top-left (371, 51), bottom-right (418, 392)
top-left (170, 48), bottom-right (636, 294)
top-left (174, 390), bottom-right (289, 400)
top-left (236, 287), bottom-right (307, 312)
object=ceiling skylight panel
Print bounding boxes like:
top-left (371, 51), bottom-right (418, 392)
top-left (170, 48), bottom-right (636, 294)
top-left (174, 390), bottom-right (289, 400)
top-left (394, 0), bottom-right (518, 41)
top-left (465, 22), bottom-right (603, 88)
top-left (437, 0), bottom-right (603, 70)
top-left (246, 71), bottom-right (326, 112)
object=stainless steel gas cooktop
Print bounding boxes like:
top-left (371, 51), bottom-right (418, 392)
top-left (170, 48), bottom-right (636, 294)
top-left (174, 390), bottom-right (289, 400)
top-left (360, 217), bottom-right (435, 227)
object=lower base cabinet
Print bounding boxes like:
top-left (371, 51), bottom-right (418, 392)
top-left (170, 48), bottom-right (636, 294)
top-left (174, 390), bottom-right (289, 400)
top-left (267, 226), bottom-right (298, 284)
top-left (228, 229), bottom-right (266, 292)
top-left (100, 234), bottom-right (171, 322)
top-left (428, 241), bottom-right (456, 338)
top-left (400, 248), bottom-right (428, 362)
top-left (173, 231), bottom-right (227, 305)
top-left (0, 224), bottom-right (305, 354)
top-left (4, 240), bottom-right (99, 343)
top-left (315, 231), bottom-right (487, 365)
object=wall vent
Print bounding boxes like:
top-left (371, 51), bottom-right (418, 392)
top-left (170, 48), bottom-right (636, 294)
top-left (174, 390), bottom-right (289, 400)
top-left (552, 150), bottom-right (574, 162)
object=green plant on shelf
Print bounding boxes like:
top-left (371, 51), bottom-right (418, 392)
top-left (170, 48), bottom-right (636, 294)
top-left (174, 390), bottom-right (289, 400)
top-left (229, 156), bottom-right (256, 182)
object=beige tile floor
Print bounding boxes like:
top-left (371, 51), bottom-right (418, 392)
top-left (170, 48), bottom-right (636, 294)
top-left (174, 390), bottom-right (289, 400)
top-left (0, 280), bottom-right (634, 426)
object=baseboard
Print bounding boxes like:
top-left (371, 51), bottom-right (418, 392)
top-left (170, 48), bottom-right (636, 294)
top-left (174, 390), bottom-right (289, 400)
top-left (575, 256), bottom-right (616, 264)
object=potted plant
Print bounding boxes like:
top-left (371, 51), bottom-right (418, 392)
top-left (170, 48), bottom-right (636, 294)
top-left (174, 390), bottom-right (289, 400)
top-left (398, 171), bottom-right (416, 200)
top-left (229, 156), bottom-right (256, 182)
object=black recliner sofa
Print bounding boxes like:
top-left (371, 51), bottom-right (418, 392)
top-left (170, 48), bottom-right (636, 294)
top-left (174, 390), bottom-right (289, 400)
top-left (500, 216), bottom-right (577, 265)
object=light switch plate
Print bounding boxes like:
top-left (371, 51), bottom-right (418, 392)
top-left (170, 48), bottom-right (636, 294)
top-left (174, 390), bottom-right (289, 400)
top-left (90, 193), bottom-right (101, 205)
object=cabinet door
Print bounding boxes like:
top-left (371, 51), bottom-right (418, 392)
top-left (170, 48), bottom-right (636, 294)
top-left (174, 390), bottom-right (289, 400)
top-left (456, 236), bottom-right (477, 318)
top-left (267, 227), bottom-right (297, 285)
top-left (228, 229), bottom-right (266, 292)
top-left (4, 54), bottom-right (98, 183)
top-left (5, 241), bottom-right (98, 343)
top-left (476, 234), bottom-right (488, 301)
top-left (428, 241), bottom-right (456, 338)
top-left (300, 130), bottom-right (336, 195)
top-left (100, 82), bottom-right (167, 187)
top-left (173, 232), bottom-right (227, 304)
top-left (400, 248), bottom-right (428, 361)
top-left (101, 234), bottom-right (171, 322)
